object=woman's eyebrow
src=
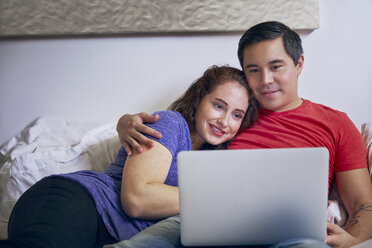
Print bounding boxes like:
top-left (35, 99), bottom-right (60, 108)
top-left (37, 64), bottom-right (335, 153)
top-left (215, 98), bottom-right (246, 114)
top-left (235, 108), bottom-right (246, 114)
top-left (214, 98), bottom-right (228, 105)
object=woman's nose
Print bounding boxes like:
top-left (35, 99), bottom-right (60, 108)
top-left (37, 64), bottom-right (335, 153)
top-left (217, 114), bottom-right (228, 127)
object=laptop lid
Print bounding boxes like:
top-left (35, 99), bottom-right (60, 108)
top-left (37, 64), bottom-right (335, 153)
top-left (177, 147), bottom-right (329, 246)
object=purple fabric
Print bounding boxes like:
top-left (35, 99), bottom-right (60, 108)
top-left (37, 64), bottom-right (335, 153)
top-left (57, 111), bottom-right (191, 241)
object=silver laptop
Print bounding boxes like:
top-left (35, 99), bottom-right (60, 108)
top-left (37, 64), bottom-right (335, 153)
top-left (177, 148), bottom-right (329, 246)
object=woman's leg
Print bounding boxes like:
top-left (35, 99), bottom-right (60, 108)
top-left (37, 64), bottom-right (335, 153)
top-left (270, 238), bottom-right (331, 248)
top-left (104, 215), bottom-right (182, 248)
top-left (102, 215), bottom-right (271, 248)
top-left (102, 216), bottom-right (330, 248)
top-left (3, 176), bottom-right (115, 248)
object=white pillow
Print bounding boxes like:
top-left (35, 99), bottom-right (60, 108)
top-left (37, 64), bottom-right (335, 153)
top-left (0, 117), bottom-right (121, 239)
top-left (360, 123), bottom-right (372, 177)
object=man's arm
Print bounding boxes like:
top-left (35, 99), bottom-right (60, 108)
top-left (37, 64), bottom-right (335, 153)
top-left (326, 168), bottom-right (372, 247)
top-left (116, 113), bottom-right (162, 155)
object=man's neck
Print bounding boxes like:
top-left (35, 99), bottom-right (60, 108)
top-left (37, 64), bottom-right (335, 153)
top-left (271, 98), bottom-right (304, 112)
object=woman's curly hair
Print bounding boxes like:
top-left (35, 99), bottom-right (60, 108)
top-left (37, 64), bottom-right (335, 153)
top-left (168, 65), bottom-right (259, 150)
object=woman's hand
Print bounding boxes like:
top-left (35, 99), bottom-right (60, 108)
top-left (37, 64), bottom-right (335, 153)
top-left (116, 113), bottom-right (162, 155)
top-left (325, 222), bottom-right (357, 248)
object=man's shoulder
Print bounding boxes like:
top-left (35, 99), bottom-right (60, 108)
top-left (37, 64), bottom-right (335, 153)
top-left (302, 100), bottom-right (357, 132)
top-left (304, 99), bottom-right (348, 118)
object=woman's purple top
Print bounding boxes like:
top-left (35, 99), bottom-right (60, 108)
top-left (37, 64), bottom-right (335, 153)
top-left (57, 111), bottom-right (191, 241)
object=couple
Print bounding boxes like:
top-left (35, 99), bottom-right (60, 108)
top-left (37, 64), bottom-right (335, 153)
top-left (1, 21), bottom-right (371, 248)
top-left (111, 21), bottom-right (372, 248)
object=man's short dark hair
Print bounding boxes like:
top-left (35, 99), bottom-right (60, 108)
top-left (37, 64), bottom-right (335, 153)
top-left (237, 21), bottom-right (303, 69)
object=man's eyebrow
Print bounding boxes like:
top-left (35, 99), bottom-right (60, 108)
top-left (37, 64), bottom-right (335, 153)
top-left (269, 59), bottom-right (285, 64)
top-left (215, 98), bottom-right (246, 114)
top-left (244, 64), bottom-right (257, 69)
top-left (245, 59), bottom-right (285, 69)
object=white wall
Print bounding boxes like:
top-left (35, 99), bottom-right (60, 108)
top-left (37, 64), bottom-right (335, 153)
top-left (299, 0), bottom-right (372, 126)
top-left (1, 0), bottom-right (371, 145)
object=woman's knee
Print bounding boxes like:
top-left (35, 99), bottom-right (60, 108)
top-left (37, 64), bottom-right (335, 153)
top-left (7, 177), bottom-right (100, 248)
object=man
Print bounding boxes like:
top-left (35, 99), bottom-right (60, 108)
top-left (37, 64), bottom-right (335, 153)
top-left (112, 22), bottom-right (372, 248)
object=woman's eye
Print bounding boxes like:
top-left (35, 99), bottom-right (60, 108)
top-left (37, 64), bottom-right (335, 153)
top-left (214, 103), bottom-right (224, 110)
top-left (233, 113), bottom-right (243, 120)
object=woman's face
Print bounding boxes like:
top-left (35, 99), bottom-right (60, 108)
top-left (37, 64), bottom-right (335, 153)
top-left (192, 81), bottom-right (249, 149)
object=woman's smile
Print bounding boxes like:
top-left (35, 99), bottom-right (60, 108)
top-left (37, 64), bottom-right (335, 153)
top-left (209, 123), bottom-right (225, 137)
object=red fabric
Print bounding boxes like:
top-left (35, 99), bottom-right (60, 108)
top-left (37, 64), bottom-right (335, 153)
top-left (229, 99), bottom-right (368, 189)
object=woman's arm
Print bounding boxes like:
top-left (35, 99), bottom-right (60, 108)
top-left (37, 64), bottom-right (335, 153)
top-left (326, 168), bottom-right (372, 247)
top-left (120, 140), bottom-right (179, 220)
top-left (117, 113), bottom-right (162, 155)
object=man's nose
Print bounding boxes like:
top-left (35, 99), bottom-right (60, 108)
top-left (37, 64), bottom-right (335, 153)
top-left (261, 69), bottom-right (273, 85)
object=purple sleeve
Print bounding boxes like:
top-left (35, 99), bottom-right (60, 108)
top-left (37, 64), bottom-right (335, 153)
top-left (144, 111), bottom-right (192, 157)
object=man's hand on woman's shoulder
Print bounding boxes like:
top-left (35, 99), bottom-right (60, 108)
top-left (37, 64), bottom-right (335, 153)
top-left (116, 112), bottom-right (162, 155)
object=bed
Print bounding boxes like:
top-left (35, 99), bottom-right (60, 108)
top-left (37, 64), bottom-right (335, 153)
top-left (0, 116), bottom-right (372, 247)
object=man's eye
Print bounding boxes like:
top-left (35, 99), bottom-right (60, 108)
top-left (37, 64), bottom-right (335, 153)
top-left (272, 65), bottom-right (283, 70)
top-left (249, 68), bottom-right (258, 73)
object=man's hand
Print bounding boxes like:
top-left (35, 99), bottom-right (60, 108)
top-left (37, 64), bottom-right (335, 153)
top-left (116, 112), bottom-right (162, 155)
top-left (326, 222), bottom-right (357, 248)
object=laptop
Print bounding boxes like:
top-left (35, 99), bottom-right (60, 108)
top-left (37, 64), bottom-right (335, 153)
top-left (177, 147), bottom-right (329, 246)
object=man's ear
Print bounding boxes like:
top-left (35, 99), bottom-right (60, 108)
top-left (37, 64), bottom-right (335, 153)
top-left (296, 54), bottom-right (304, 76)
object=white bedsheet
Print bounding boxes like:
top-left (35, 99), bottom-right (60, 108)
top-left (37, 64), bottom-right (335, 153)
top-left (0, 116), bottom-right (121, 239)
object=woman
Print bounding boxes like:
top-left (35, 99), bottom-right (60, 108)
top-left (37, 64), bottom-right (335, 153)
top-left (1, 65), bottom-right (258, 248)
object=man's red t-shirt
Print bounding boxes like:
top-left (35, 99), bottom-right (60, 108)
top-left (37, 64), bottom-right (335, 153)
top-left (229, 99), bottom-right (368, 190)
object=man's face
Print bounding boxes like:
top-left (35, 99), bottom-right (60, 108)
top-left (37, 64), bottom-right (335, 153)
top-left (242, 37), bottom-right (304, 112)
